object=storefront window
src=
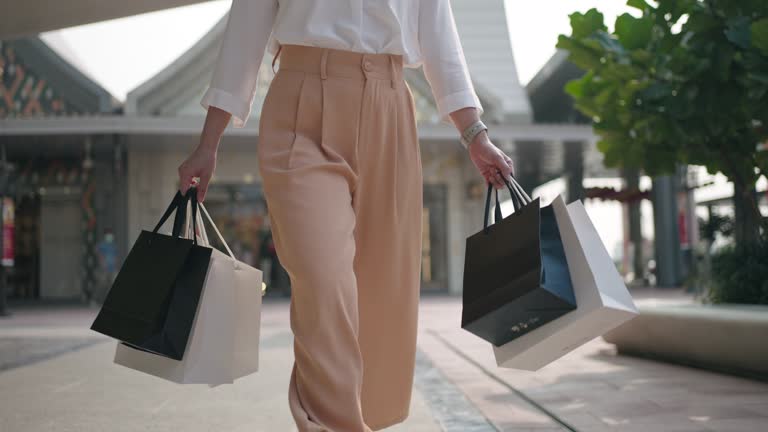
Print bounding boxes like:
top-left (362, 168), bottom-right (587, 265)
top-left (203, 183), bottom-right (291, 297)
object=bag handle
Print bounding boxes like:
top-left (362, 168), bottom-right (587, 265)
top-left (482, 174), bottom-right (530, 233)
top-left (192, 202), bottom-right (268, 292)
top-left (499, 177), bottom-right (527, 211)
top-left (197, 201), bottom-right (238, 263)
top-left (152, 189), bottom-right (197, 243)
top-left (508, 175), bottom-right (532, 204)
top-left (152, 190), bottom-right (184, 235)
top-left (190, 202), bottom-right (211, 246)
top-left (187, 188), bottom-right (200, 246)
top-left (175, 187), bottom-right (200, 245)
top-left (182, 194), bottom-right (210, 248)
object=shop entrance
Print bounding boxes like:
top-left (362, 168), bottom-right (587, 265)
top-left (39, 189), bottom-right (82, 300)
top-left (7, 193), bottom-right (41, 300)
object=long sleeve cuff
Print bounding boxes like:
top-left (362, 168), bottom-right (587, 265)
top-left (200, 87), bottom-right (252, 128)
top-left (435, 88), bottom-right (484, 125)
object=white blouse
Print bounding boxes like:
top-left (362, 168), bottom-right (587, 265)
top-left (200, 0), bottom-right (484, 128)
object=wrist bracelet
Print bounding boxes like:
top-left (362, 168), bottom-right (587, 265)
top-left (460, 120), bottom-right (488, 150)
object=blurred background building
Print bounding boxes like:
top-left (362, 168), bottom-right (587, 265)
top-left (1, 0), bottom-right (765, 308)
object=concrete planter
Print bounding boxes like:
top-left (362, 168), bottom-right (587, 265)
top-left (603, 304), bottom-right (768, 380)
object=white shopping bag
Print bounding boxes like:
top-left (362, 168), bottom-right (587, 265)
top-left (113, 198), bottom-right (263, 386)
top-left (492, 195), bottom-right (639, 370)
top-left (196, 203), bottom-right (263, 380)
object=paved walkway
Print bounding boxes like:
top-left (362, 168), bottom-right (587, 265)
top-left (418, 294), bottom-right (768, 432)
top-left (1, 290), bottom-right (767, 431)
top-left (0, 302), bottom-right (442, 432)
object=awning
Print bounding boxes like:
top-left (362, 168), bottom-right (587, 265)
top-left (0, 116), bottom-right (615, 184)
top-left (0, 115), bottom-right (596, 142)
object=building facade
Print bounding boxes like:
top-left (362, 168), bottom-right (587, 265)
top-left (1, 1), bottom-right (604, 302)
top-left (121, 1), bottom-right (540, 296)
top-left (0, 37), bottom-right (123, 302)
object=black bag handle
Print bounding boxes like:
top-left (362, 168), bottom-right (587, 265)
top-left (507, 175), bottom-right (532, 205)
top-left (482, 174), bottom-right (530, 234)
top-left (151, 188), bottom-right (199, 245)
top-left (152, 190), bottom-right (186, 236)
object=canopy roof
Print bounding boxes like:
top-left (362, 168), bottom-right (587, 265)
top-left (0, 0), bottom-right (209, 40)
top-left (1, 37), bottom-right (117, 115)
top-left (125, 0), bottom-right (532, 125)
top-left (527, 49), bottom-right (589, 124)
top-left (3, 0), bottom-right (532, 124)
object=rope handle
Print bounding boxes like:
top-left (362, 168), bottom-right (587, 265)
top-left (198, 202), bottom-right (237, 263)
top-left (482, 174), bottom-right (533, 234)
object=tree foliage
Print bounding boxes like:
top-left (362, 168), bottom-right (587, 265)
top-left (557, 0), bottom-right (768, 191)
top-left (708, 239), bottom-right (768, 304)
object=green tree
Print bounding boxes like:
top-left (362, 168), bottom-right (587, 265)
top-left (557, 0), bottom-right (768, 245)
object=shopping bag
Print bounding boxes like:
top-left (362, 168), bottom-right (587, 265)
top-left (113, 195), bottom-right (263, 386)
top-left (91, 188), bottom-right (212, 360)
top-left (492, 196), bottom-right (639, 370)
top-left (195, 201), bottom-right (263, 380)
top-left (461, 177), bottom-right (576, 346)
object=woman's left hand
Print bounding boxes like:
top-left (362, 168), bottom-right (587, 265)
top-left (467, 132), bottom-right (515, 189)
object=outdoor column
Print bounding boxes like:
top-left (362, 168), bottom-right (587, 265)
top-left (112, 137), bottom-right (129, 260)
top-left (0, 144), bottom-right (9, 316)
top-left (623, 168), bottom-right (644, 283)
top-left (514, 140), bottom-right (542, 193)
top-left (651, 174), bottom-right (682, 287)
top-left (564, 140), bottom-right (584, 202)
top-left (440, 142), bottom-right (471, 296)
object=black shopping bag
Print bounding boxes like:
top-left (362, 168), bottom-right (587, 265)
top-left (90, 187), bottom-right (212, 360)
top-left (461, 177), bottom-right (576, 346)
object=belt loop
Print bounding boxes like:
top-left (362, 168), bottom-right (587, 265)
top-left (389, 55), bottom-right (396, 89)
top-left (320, 48), bottom-right (328, 80)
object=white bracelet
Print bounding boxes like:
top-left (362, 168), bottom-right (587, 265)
top-left (460, 120), bottom-right (487, 150)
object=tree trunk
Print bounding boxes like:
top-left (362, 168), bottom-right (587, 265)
top-left (733, 178), bottom-right (760, 247)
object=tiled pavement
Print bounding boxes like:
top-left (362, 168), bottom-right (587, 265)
top-left (1, 290), bottom-right (767, 431)
top-left (0, 303), bottom-right (441, 432)
top-left (417, 291), bottom-right (768, 432)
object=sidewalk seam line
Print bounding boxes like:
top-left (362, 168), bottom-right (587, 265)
top-left (428, 329), bottom-right (579, 432)
top-left (415, 346), bottom-right (500, 432)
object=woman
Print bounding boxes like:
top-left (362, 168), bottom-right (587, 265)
top-left (178, 1), bottom-right (515, 430)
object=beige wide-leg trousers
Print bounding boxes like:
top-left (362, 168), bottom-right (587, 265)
top-left (257, 44), bottom-right (424, 431)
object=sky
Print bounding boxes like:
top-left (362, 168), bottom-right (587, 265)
top-left (39, 0), bottom-right (636, 101)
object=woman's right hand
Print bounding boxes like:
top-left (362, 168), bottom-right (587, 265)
top-left (467, 133), bottom-right (515, 190)
top-left (178, 145), bottom-right (217, 202)
top-left (448, 107), bottom-right (514, 189)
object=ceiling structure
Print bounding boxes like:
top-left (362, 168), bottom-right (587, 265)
top-left (0, 0), bottom-right (210, 40)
